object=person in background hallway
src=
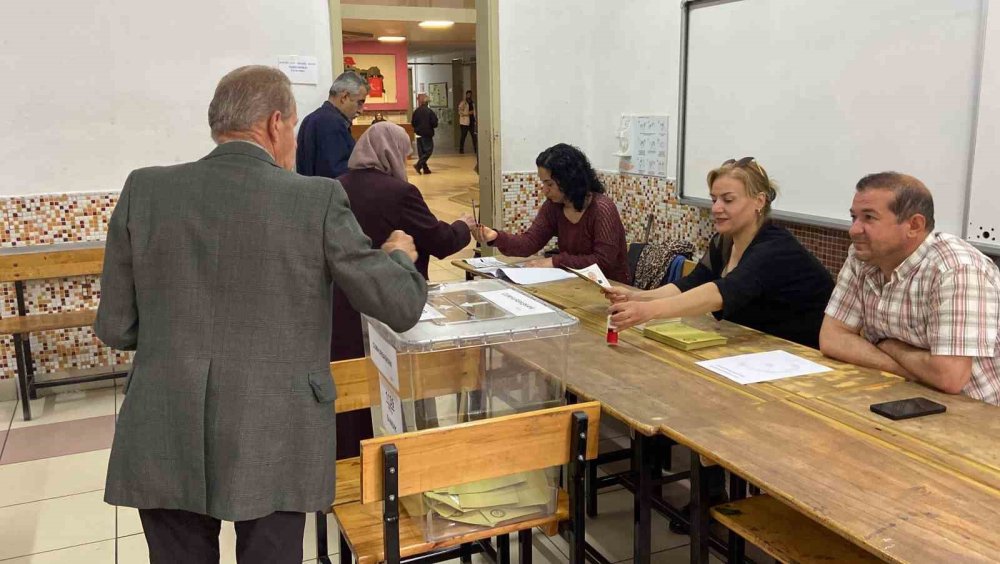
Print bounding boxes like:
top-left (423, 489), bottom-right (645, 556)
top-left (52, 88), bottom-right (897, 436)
top-left (472, 143), bottom-right (629, 283)
top-left (821, 172), bottom-right (1000, 406)
top-left (606, 157), bottom-right (834, 349)
top-left (333, 122), bottom-right (475, 457)
top-left (95, 66), bottom-right (426, 564)
top-left (458, 89), bottom-right (478, 155)
top-left (411, 93), bottom-right (438, 174)
top-left (604, 157), bottom-right (834, 534)
top-left (296, 71), bottom-right (368, 179)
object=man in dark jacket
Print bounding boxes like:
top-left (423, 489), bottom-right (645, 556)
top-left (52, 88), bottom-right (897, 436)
top-left (296, 71), bottom-right (368, 179)
top-left (411, 93), bottom-right (438, 174)
top-left (95, 66), bottom-right (426, 563)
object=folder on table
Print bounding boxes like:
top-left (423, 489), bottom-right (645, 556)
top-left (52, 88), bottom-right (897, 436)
top-left (643, 321), bottom-right (728, 351)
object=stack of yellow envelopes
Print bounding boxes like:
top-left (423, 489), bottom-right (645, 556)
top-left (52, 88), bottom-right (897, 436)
top-left (643, 321), bottom-right (728, 351)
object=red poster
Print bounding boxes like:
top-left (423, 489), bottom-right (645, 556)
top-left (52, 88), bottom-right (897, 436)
top-left (368, 75), bottom-right (384, 97)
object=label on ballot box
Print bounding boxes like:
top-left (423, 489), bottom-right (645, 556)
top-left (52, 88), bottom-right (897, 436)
top-left (368, 321), bottom-right (400, 389)
top-left (379, 375), bottom-right (404, 435)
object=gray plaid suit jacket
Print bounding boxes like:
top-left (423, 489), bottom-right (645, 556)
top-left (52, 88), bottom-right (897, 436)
top-left (95, 141), bottom-right (426, 521)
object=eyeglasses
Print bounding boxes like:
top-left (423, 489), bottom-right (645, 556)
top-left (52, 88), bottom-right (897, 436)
top-left (723, 156), bottom-right (768, 182)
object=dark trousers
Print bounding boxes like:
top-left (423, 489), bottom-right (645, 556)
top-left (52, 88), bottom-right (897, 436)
top-left (459, 125), bottom-right (478, 154)
top-left (139, 508), bottom-right (305, 564)
top-left (416, 136), bottom-right (434, 171)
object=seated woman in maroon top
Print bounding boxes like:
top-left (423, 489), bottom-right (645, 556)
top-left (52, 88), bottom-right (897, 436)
top-left (332, 121), bottom-right (474, 457)
top-left (473, 143), bottom-right (629, 282)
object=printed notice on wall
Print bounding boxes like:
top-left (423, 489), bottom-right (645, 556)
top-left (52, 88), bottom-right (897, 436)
top-left (379, 375), bottom-right (404, 435)
top-left (478, 289), bottom-right (551, 317)
top-left (367, 322), bottom-right (399, 389)
top-left (620, 115), bottom-right (669, 178)
top-left (277, 56), bottom-right (319, 85)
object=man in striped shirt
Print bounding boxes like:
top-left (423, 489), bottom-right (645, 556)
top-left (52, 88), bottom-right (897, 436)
top-left (820, 172), bottom-right (1000, 406)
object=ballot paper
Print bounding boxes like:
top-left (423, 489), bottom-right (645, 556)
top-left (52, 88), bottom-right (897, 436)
top-left (419, 304), bottom-right (445, 321)
top-left (412, 470), bottom-right (554, 529)
top-left (464, 257), bottom-right (509, 270)
top-left (695, 350), bottom-right (832, 384)
top-left (496, 267), bottom-right (576, 285)
top-left (565, 264), bottom-right (613, 289)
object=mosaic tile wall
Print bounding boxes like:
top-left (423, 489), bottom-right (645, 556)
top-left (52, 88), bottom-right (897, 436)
top-left (0, 192), bottom-right (131, 382)
top-left (500, 171), bottom-right (854, 275)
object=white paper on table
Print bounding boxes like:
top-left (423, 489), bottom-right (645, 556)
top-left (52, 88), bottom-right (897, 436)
top-left (478, 289), bottom-right (552, 317)
top-left (565, 264), bottom-right (613, 289)
top-left (419, 304), bottom-right (445, 321)
top-left (465, 257), bottom-right (508, 270)
top-left (695, 350), bottom-right (832, 385)
top-left (498, 267), bottom-right (576, 285)
top-left (379, 374), bottom-right (404, 435)
top-left (277, 56), bottom-right (318, 85)
top-left (367, 322), bottom-right (399, 389)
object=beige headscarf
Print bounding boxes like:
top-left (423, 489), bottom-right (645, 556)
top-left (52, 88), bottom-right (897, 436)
top-left (347, 121), bottom-right (412, 182)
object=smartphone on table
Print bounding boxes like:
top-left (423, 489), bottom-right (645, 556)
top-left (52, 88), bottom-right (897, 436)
top-left (869, 397), bottom-right (946, 421)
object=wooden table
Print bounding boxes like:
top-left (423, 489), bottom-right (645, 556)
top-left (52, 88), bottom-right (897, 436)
top-left (468, 274), bottom-right (1000, 563)
top-left (351, 123), bottom-right (415, 143)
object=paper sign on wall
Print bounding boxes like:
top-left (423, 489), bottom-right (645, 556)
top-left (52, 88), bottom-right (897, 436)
top-left (367, 322), bottom-right (399, 389)
top-left (379, 375), bottom-right (404, 435)
top-left (277, 56), bottom-right (319, 85)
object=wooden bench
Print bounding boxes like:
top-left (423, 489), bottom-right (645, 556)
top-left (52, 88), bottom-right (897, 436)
top-left (0, 243), bottom-right (126, 421)
top-left (711, 494), bottom-right (882, 563)
top-left (333, 401), bottom-right (601, 564)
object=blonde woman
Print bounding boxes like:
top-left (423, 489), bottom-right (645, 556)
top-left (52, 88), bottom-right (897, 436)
top-left (606, 157), bottom-right (833, 348)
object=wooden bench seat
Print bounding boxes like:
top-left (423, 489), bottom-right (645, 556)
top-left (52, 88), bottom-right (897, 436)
top-left (1, 243), bottom-right (115, 421)
top-left (711, 495), bottom-right (881, 563)
top-left (0, 309), bottom-right (96, 335)
top-left (335, 490), bottom-right (568, 564)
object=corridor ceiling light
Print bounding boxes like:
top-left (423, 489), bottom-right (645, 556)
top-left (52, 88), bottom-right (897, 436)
top-left (418, 20), bottom-right (454, 29)
top-left (378, 36), bottom-right (406, 43)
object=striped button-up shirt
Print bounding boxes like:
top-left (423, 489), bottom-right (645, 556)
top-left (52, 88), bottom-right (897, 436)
top-left (826, 232), bottom-right (1000, 405)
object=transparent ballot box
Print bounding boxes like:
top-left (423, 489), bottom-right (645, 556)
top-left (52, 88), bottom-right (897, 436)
top-left (362, 279), bottom-right (579, 541)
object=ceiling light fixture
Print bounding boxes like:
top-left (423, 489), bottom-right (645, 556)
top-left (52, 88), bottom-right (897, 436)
top-left (377, 36), bottom-right (406, 43)
top-left (418, 20), bottom-right (455, 29)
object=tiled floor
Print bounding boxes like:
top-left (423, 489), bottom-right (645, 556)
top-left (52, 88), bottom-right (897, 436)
top-left (0, 155), bottom-right (720, 563)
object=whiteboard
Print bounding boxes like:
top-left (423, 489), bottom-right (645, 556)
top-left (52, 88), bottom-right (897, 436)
top-left (968, 4), bottom-right (1000, 252)
top-left (679, 0), bottom-right (985, 236)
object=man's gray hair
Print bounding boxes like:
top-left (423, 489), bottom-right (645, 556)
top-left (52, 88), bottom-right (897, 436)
top-left (330, 71), bottom-right (369, 97)
top-left (208, 66), bottom-right (295, 141)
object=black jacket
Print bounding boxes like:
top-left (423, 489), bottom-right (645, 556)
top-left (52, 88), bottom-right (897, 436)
top-left (411, 105), bottom-right (438, 138)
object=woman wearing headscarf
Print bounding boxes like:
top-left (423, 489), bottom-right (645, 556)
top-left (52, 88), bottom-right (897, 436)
top-left (331, 121), bottom-right (474, 456)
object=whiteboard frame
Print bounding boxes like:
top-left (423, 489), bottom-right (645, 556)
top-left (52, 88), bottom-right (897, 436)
top-left (676, 0), bottom-right (997, 247)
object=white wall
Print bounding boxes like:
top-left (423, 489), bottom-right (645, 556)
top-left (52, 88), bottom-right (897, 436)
top-left (0, 0), bottom-right (333, 196)
top-left (498, 0), bottom-right (680, 173)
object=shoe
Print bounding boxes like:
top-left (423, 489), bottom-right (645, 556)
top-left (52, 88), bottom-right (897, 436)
top-left (414, 165), bottom-right (422, 175)
top-left (423, 167), bottom-right (432, 174)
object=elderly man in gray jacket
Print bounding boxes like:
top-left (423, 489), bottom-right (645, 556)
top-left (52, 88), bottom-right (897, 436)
top-left (95, 66), bottom-right (426, 563)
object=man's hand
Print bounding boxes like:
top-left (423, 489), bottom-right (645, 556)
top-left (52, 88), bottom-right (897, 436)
top-left (382, 230), bottom-right (418, 263)
top-left (608, 300), bottom-right (657, 331)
